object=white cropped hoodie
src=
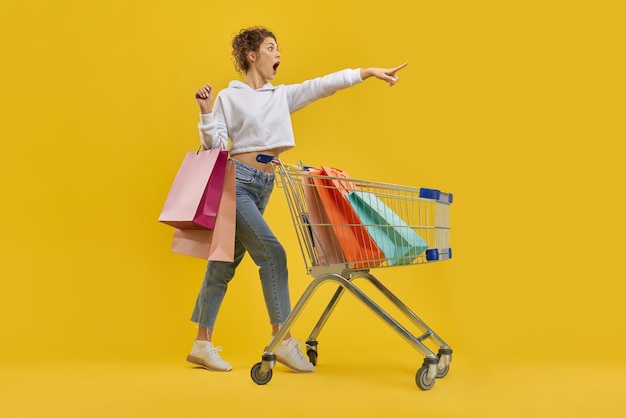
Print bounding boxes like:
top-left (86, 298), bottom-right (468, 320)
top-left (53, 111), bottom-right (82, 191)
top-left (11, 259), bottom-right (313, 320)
top-left (198, 68), bottom-right (363, 155)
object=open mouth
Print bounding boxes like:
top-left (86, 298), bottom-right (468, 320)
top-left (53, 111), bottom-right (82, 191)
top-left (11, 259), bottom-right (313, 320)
top-left (273, 62), bottom-right (280, 72)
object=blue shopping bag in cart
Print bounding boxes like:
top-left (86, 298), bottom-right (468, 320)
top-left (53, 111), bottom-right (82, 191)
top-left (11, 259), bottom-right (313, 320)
top-left (346, 191), bottom-right (428, 265)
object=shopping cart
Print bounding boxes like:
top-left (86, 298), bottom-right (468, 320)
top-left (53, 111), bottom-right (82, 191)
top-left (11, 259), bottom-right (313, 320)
top-left (250, 155), bottom-right (453, 390)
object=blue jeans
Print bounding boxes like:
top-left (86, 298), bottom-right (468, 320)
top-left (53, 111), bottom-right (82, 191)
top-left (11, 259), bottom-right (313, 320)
top-left (191, 159), bottom-right (291, 329)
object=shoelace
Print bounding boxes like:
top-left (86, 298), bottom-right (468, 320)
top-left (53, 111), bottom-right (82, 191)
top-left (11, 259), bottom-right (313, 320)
top-left (291, 340), bottom-right (308, 361)
top-left (206, 345), bottom-right (224, 358)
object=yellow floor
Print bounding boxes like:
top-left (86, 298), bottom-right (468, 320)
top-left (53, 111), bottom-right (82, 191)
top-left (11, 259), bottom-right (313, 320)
top-left (2, 355), bottom-right (625, 418)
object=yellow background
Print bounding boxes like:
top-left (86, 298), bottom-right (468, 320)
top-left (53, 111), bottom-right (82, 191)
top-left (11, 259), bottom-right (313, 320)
top-left (1, 0), bottom-right (624, 416)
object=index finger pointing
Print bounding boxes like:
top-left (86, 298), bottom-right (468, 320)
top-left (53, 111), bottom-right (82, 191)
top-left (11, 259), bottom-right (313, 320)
top-left (394, 62), bottom-right (409, 72)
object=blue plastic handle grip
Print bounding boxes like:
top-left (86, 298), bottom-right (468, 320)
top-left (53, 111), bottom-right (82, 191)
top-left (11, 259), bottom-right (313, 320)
top-left (256, 154), bottom-right (275, 164)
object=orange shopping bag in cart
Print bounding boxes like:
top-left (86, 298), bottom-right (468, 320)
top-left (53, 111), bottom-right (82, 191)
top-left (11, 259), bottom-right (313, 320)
top-left (310, 166), bottom-right (384, 269)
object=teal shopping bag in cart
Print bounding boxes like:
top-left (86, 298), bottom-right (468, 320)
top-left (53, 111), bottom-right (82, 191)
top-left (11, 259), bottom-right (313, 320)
top-left (346, 191), bottom-right (428, 266)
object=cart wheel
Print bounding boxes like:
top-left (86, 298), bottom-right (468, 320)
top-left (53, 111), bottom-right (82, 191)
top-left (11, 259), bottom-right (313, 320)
top-left (415, 365), bottom-right (436, 391)
top-left (250, 362), bottom-right (273, 385)
top-left (307, 349), bottom-right (318, 366)
top-left (436, 364), bottom-right (450, 379)
top-left (436, 349), bottom-right (452, 379)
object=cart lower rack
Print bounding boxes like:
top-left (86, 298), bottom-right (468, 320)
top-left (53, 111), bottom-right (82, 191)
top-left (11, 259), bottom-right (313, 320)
top-left (250, 156), bottom-right (453, 390)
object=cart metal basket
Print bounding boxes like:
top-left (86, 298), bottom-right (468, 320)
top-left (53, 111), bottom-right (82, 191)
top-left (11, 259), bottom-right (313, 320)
top-left (250, 156), bottom-right (453, 390)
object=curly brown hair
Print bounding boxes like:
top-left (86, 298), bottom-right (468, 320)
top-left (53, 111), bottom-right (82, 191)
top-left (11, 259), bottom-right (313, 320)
top-left (231, 26), bottom-right (277, 74)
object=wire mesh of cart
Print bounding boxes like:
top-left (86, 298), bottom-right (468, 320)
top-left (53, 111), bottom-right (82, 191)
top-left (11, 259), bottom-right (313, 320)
top-left (250, 155), bottom-right (453, 391)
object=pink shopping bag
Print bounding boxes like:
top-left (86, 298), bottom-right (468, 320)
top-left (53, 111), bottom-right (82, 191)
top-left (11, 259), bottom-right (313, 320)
top-left (302, 171), bottom-right (346, 266)
top-left (159, 148), bottom-right (228, 230)
top-left (170, 160), bottom-right (236, 261)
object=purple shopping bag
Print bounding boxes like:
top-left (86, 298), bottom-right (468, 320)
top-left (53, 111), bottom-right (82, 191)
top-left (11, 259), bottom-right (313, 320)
top-left (159, 148), bottom-right (228, 229)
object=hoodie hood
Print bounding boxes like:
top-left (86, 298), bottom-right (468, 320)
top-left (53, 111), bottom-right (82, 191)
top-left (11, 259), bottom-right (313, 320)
top-left (228, 80), bottom-right (277, 91)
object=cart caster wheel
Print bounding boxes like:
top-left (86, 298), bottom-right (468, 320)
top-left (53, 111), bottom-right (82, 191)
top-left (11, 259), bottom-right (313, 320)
top-left (250, 362), bottom-right (273, 385)
top-left (306, 340), bottom-right (318, 366)
top-left (436, 349), bottom-right (452, 379)
top-left (307, 349), bottom-right (318, 366)
top-left (436, 364), bottom-right (450, 378)
top-left (415, 365), bottom-right (436, 391)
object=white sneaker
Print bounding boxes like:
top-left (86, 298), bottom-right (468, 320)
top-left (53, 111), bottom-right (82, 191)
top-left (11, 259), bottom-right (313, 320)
top-left (275, 337), bottom-right (315, 373)
top-left (187, 340), bottom-right (232, 372)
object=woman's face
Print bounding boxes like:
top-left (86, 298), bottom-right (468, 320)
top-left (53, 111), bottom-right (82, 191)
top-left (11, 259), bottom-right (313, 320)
top-left (250, 37), bottom-right (281, 80)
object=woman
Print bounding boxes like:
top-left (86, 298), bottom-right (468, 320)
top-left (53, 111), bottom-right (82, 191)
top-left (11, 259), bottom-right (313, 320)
top-left (187, 26), bottom-right (407, 373)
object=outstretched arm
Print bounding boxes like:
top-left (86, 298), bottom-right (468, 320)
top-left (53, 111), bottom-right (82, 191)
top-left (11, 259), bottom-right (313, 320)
top-left (360, 62), bottom-right (408, 86)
